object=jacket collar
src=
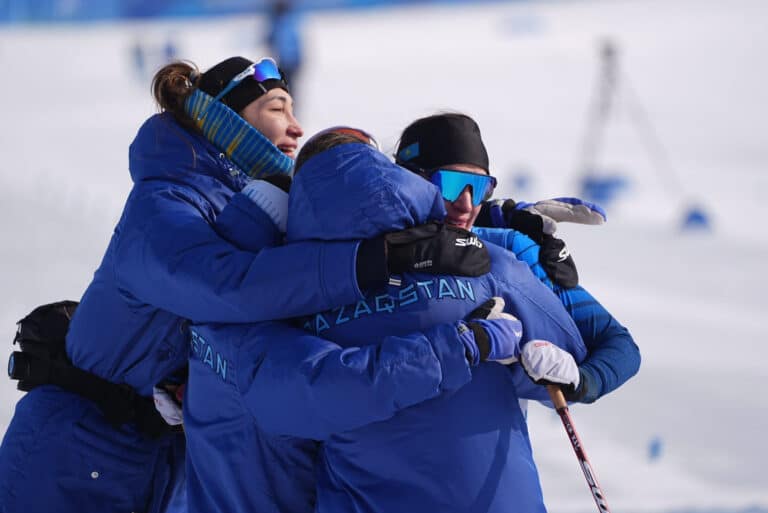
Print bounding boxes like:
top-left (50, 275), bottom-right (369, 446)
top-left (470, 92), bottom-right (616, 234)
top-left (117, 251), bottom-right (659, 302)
top-left (128, 113), bottom-right (249, 192)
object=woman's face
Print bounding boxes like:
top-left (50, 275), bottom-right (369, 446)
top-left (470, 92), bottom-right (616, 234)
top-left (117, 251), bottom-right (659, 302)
top-left (240, 89), bottom-right (304, 159)
top-left (439, 163), bottom-right (487, 231)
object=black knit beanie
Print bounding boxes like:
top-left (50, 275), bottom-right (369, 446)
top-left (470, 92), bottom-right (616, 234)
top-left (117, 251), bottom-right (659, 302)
top-left (197, 56), bottom-right (289, 113)
top-left (395, 113), bottom-right (489, 173)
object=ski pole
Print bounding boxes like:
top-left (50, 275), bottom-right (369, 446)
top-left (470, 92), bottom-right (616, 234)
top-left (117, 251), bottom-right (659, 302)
top-left (547, 385), bottom-right (611, 513)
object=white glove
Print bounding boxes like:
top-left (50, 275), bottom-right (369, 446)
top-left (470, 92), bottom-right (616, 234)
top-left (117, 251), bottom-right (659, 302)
top-left (520, 340), bottom-right (580, 388)
top-left (152, 386), bottom-right (183, 426)
top-left (519, 197), bottom-right (607, 236)
top-left (241, 179), bottom-right (289, 233)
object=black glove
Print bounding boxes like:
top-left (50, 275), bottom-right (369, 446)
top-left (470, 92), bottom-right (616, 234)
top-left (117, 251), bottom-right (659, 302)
top-left (261, 173), bottom-right (292, 193)
top-left (563, 369), bottom-right (595, 403)
top-left (477, 199), bottom-right (579, 289)
top-left (356, 222), bottom-right (491, 291)
top-left (474, 199), bottom-right (506, 229)
top-left (539, 234), bottom-right (578, 288)
top-left (384, 222), bottom-right (490, 276)
top-left (476, 199), bottom-right (544, 244)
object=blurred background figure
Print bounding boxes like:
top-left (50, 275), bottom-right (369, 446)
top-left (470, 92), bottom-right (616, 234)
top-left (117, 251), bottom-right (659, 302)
top-left (576, 38), bottom-right (711, 231)
top-left (129, 33), bottom-right (179, 83)
top-left (266, 0), bottom-right (304, 105)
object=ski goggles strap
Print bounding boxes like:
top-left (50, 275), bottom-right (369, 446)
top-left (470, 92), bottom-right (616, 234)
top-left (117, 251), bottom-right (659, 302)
top-left (429, 169), bottom-right (497, 206)
top-left (303, 126), bottom-right (380, 151)
top-left (198, 58), bottom-right (286, 120)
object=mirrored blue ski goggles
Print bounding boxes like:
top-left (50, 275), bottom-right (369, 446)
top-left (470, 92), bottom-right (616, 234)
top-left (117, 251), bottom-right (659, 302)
top-left (211, 57), bottom-right (284, 104)
top-left (429, 169), bottom-right (497, 206)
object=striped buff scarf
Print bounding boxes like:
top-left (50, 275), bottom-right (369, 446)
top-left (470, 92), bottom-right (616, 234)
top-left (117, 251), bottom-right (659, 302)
top-left (183, 89), bottom-right (294, 179)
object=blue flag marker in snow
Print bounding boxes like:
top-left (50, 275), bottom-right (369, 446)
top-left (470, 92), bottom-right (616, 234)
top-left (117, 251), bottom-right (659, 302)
top-left (579, 173), bottom-right (630, 206)
top-left (681, 205), bottom-right (711, 231)
top-left (648, 435), bottom-right (663, 462)
top-left (512, 170), bottom-right (531, 193)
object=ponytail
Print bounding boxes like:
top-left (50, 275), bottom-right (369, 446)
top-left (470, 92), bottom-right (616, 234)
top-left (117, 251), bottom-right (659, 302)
top-left (151, 61), bottom-right (200, 132)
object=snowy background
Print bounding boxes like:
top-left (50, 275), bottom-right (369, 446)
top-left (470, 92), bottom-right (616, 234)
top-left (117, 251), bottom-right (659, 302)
top-left (1, 0), bottom-right (766, 511)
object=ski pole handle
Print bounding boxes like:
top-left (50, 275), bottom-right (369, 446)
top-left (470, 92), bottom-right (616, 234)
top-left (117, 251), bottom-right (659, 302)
top-left (547, 384), bottom-right (568, 409)
top-left (547, 385), bottom-right (612, 513)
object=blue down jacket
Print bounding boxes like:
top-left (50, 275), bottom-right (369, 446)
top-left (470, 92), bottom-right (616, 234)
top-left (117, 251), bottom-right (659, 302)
top-left (67, 114), bottom-right (362, 395)
top-left (0, 114), bottom-right (362, 513)
top-left (184, 143), bottom-right (587, 513)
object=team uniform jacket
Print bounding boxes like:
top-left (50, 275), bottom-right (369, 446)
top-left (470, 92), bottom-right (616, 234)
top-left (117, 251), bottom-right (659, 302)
top-left (0, 113), bottom-right (363, 513)
top-left (184, 143), bottom-right (588, 513)
top-left (68, 114), bottom-right (361, 396)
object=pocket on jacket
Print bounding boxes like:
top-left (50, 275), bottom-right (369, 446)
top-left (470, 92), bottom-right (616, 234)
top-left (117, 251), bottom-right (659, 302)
top-left (59, 402), bottom-right (160, 510)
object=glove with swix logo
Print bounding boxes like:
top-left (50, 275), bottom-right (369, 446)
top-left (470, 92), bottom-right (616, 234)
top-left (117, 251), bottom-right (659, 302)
top-left (460, 297), bottom-right (523, 365)
top-left (539, 234), bottom-right (578, 289)
top-left (355, 222), bottom-right (491, 292)
top-left (476, 198), bottom-right (596, 289)
top-left (384, 221), bottom-right (490, 276)
top-left (528, 197), bottom-right (604, 288)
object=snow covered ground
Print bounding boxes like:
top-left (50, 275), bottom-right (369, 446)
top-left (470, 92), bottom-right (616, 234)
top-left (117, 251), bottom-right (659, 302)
top-left (1, 0), bottom-right (766, 511)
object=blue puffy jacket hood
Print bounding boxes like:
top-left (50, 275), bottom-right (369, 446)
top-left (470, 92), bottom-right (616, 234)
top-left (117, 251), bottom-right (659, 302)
top-left (129, 112), bottom-right (248, 192)
top-left (286, 142), bottom-right (446, 242)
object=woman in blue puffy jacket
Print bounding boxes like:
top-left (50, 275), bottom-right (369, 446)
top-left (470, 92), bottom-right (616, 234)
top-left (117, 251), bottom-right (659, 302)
top-left (0, 59), bottom-right (486, 513)
top-left (394, 112), bottom-right (641, 406)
